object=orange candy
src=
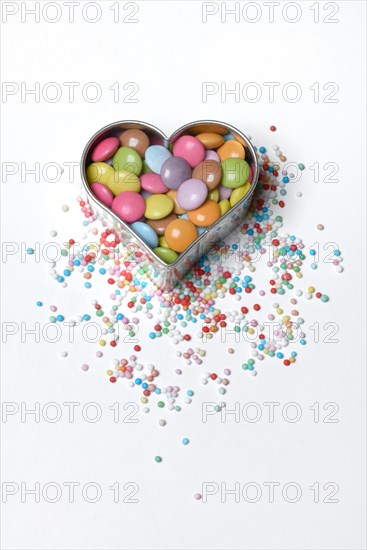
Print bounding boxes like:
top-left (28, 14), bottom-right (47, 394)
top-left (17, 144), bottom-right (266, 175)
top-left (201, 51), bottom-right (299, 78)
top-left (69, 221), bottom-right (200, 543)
top-left (195, 132), bottom-right (225, 149)
top-left (187, 199), bottom-right (221, 227)
top-left (166, 189), bottom-right (186, 215)
top-left (164, 218), bottom-right (198, 253)
top-left (217, 140), bottom-right (245, 162)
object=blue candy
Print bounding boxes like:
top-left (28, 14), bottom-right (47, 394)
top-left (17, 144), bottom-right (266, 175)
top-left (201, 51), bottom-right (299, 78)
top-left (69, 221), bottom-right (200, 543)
top-left (145, 145), bottom-right (172, 174)
top-left (131, 221), bottom-right (159, 248)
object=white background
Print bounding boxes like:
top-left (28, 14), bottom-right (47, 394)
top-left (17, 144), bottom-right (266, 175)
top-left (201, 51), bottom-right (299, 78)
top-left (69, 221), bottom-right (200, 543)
top-left (1, 1), bottom-right (366, 549)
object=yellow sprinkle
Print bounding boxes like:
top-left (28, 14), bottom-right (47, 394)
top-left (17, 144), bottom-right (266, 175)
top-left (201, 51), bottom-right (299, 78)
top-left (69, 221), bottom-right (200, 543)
top-left (106, 370), bottom-right (113, 376)
top-left (99, 339), bottom-right (106, 346)
top-left (141, 397), bottom-right (148, 404)
top-left (276, 308), bottom-right (283, 315)
top-left (248, 328), bottom-right (254, 335)
top-left (308, 286), bottom-right (315, 293)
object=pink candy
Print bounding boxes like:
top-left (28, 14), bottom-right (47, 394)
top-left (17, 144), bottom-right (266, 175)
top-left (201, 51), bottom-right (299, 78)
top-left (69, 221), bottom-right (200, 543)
top-left (91, 137), bottom-right (119, 162)
top-left (111, 191), bottom-right (145, 223)
top-left (90, 182), bottom-right (114, 207)
top-left (173, 135), bottom-right (205, 168)
top-left (141, 173), bottom-right (169, 194)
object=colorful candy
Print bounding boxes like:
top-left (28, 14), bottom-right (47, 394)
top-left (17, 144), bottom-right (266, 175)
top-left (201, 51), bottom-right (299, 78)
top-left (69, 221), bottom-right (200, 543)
top-left (187, 199), bottom-right (221, 226)
top-left (90, 182), bottom-right (114, 207)
top-left (111, 191), bottom-right (145, 223)
top-left (165, 219), bottom-right (198, 253)
top-left (112, 146), bottom-right (142, 175)
top-left (119, 128), bottom-right (150, 157)
top-left (91, 137), bottom-right (119, 162)
top-left (160, 157), bottom-right (192, 190)
top-left (86, 126), bottom-right (256, 265)
top-left (176, 178), bottom-right (208, 210)
top-left (192, 160), bottom-right (222, 190)
top-left (172, 135), bottom-right (205, 168)
top-left (145, 194), bottom-right (174, 220)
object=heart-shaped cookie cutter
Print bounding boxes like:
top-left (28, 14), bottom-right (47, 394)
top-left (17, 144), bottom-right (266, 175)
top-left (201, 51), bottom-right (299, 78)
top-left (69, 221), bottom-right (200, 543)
top-left (81, 120), bottom-right (259, 291)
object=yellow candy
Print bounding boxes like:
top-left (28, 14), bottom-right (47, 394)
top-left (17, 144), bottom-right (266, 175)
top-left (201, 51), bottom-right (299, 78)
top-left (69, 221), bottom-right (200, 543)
top-left (145, 194), bottom-right (174, 220)
top-left (159, 236), bottom-right (169, 248)
top-left (230, 183), bottom-right (251, 207)
top-left (99, 339), bottom-right (106, 346)
top-left (208, 188), bottom-right (219, 202)
top-left (106, 370), bottom-right (113, 376)
top-left (308, 286), bottom-right (315, 293)
top-left (107, 170), bottom-right (140, 195)
top-left (219, 199), bottom-right (230, 215)
top-left (86, 162), bottom-right (114, 185)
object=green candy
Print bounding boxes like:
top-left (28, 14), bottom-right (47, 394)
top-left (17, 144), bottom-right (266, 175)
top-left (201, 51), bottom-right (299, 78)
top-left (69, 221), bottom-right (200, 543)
top-left (112, 146), bottom-right (142, 175)
top-left (221, 158), bottom-right (250, 188)
top-left (142, 160), bottom-right (153, 174)
top-left (153, 246), bottom-right (178, 264)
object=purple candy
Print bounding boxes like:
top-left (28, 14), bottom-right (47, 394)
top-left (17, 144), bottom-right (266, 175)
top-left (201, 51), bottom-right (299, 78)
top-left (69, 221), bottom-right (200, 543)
top-left (218, 184), bottom-right (232, 200)
top-left (176, 178), bottom-right (208, 210)
top-left (205, 150), bottom-right (221, 163)
top-left (160, 156), bottom-right (192, 190)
